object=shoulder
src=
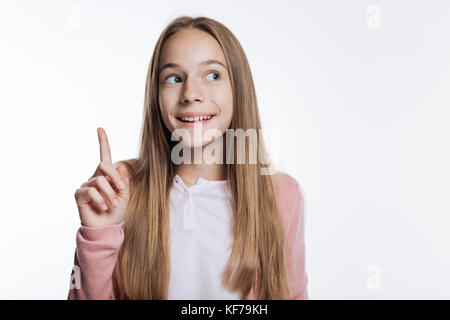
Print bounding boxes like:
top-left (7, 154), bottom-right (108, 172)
top-left (271, 171), bottom-right (305, 222)
top-left (271, 171), bottom-right (304, 205)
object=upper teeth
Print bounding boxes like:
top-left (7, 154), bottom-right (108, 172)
top-left (181, 115), bottom-right (212, 122)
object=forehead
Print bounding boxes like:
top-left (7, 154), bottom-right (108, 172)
top-left (159, 28), bottom-right (227, 68)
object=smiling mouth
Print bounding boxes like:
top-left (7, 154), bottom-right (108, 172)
top-left (176, 115), bottom-right (215, 123)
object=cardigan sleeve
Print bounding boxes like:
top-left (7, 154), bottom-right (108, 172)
top-left (278, 173), bottom-right (309, 300)
top-left (67, 222), bottom-right (125, 300)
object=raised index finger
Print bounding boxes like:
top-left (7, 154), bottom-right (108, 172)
top-left (97, 127), bottom-right (113, 164)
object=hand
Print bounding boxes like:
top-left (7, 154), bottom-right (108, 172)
top-left (74, 127), bottom-right (132, 228)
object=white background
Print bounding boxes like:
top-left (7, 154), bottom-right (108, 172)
top-left (0, 0), bottom-right (449, 299)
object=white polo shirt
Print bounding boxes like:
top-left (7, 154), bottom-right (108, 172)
top-left (167, 174), bottom-right (241, 300)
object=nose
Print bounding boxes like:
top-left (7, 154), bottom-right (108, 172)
top-left (180, 76), bottom-right (204, 104)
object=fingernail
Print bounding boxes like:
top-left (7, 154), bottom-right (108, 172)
top-left (102, 204), bottom-right (108, 211)
top-left (113, 199), bottom-right (119, 207)
top-left (118, 181), bottom-right (126, 190)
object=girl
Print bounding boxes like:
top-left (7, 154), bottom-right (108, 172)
top-left (69, 16), bottom-right (308, 300)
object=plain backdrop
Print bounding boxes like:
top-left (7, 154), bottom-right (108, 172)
top-left (0, 0), bottom-right (449, 299)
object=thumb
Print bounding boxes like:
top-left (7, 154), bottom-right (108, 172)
top-left (115, 164), bottom-right (131, 195)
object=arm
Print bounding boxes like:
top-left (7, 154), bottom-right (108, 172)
top-left (67, 222), bottom-right (125, 300)
top-left (277, 174), bottom-right (308, 300)
top-left (285, 182), bottom-right (308, 299)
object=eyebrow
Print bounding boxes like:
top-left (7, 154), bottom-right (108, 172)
top-left (159, 59), bottom-right (227, 72)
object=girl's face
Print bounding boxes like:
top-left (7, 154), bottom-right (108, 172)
top-left (158, 28), bottom-right (233, 148)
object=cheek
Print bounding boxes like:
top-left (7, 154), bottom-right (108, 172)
top-left (159, 89), bottom-right (171, 112)
top-left (160, 88), bottom-right (181, 109)
top-left (210, 83), bottom-right (232, 111)
top-left (217, 86), bottom-right (233, 124)
top-left (158, 91), bottom-right (176, 130)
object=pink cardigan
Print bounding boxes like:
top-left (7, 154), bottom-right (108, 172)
top-left (67, 172), bottom-right (308, 300)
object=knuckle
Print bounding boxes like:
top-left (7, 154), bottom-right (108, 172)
top-left (99, 160), bottom-right (108, 171)
top-left (87, 187), bottom-right (96, 198)
top-left (108, 190), bottom-right (117, 200)
top-left (97, 197), bottom-right (104, 206)
top-left (95, 176), bottom-right (107, 186)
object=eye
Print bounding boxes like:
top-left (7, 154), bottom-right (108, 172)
top-left (165, 75), bottom-right (182, 84)
top-left (206, 71), bottom-right (220, 81)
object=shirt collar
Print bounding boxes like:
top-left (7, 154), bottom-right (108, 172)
top-left (172, 174), bottom-right (228, 193)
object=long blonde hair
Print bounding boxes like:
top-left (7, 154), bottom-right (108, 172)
top-left (114, 16), bottom-right (291, 300)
